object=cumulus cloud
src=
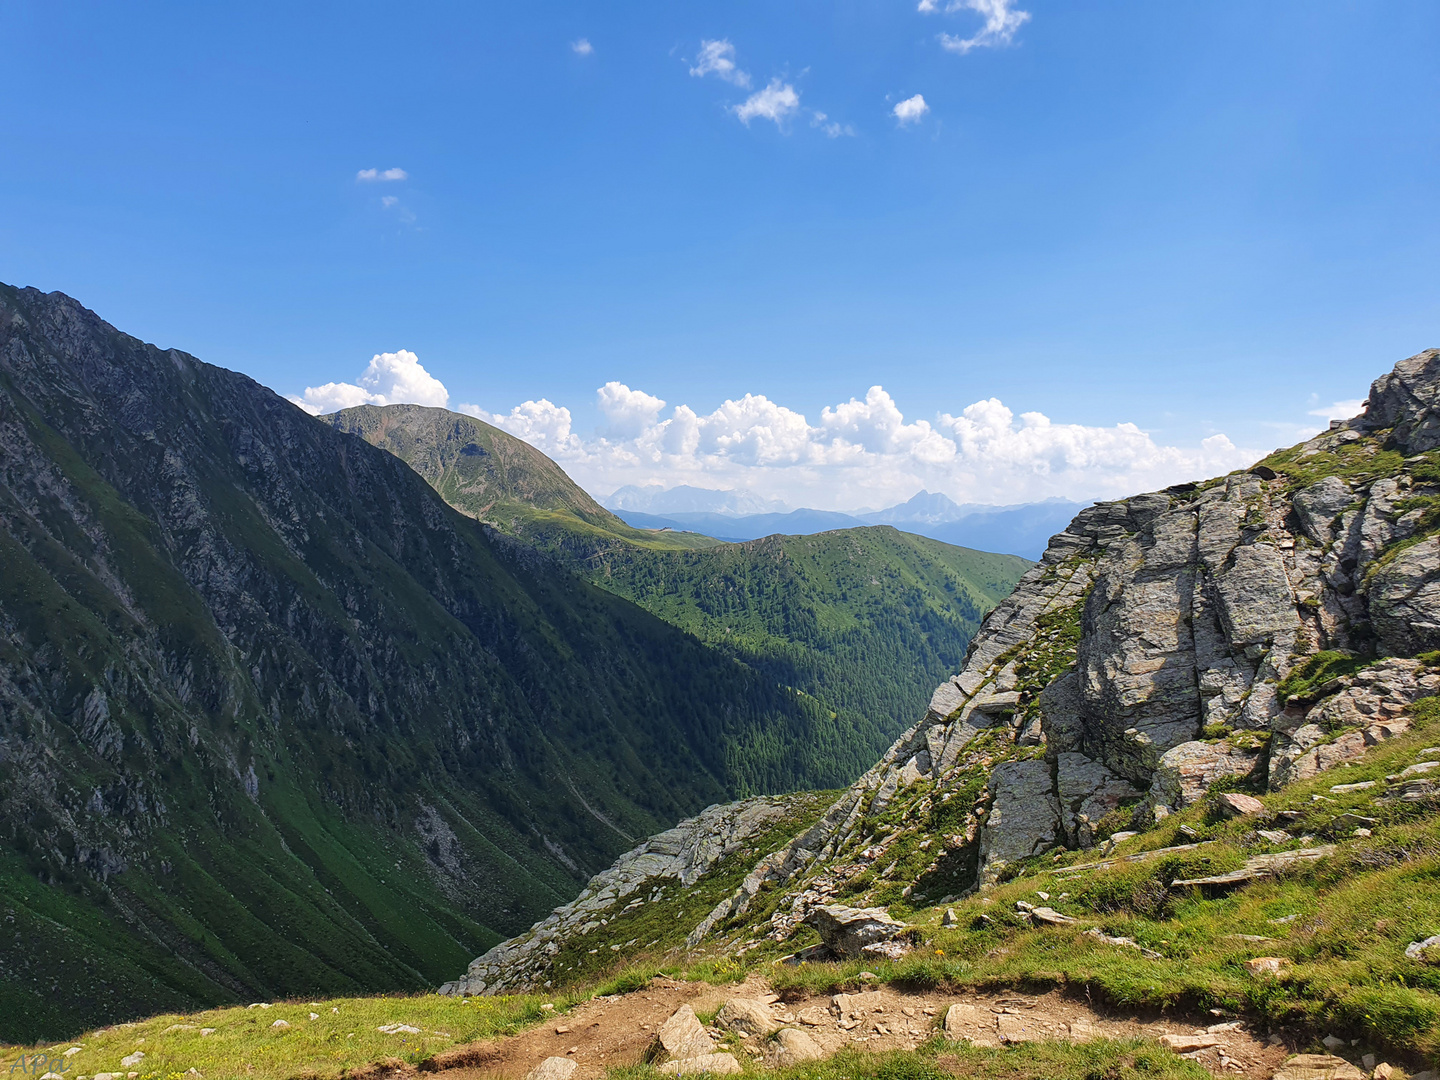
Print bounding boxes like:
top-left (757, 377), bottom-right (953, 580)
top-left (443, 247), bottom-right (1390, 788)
top-left (893, 94), bottom-right (929, 125)
top-left (356, 167), bottom-right (408, 182)
top-left (926, 0), bottom-right (1031, 53)
top-left (598, 381), bottom-right (667, 436)
top-left (571, 37), bottom-right (593, 55)
top-left (460, 381), bottom-right (1262, 510)
top-left (690, 39), bottom-right (751, 87)
top-left (1308, 399), bottom-right (1366, 422)
top-left (288, 350), bottom-right (449, 415)
top-left (734, 79), bottom-right (801, 127)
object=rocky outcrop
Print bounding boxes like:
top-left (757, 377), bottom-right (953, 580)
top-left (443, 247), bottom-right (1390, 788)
top-left (441, 797), bottom-right (801, 996)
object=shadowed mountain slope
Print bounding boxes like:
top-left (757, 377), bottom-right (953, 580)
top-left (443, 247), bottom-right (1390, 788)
top-left (326, 405), bottom-right (1033, 787)
top-left (0, 284), bottom-right (838, 1040)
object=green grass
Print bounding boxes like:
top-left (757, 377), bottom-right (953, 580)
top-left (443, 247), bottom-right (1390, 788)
top-left (0, 990), bottom-right (572, 1080)
top-left (763, 705), bottom-right (1440, 1061)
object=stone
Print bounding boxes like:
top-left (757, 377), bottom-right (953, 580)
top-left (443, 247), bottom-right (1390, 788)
top-left (271, 1019), bottom-right (290, 1029)
top-left (1215, 792), bottom-right (1266, 818)
top-left (1270, 1054), bottom-right (1367, 1080)
top-left (1404, 934), bottom-right (1440, 961)
top-left (715, 999), bottom-right (777, 1038)
top-left (996, 1012), bottom-right (1042, 1043)
top-left (764, 1028), bottom-right (824, 1067)
top-left (1321, 1035), bottom-right (1346, 1051)
top-left (1159, 1033), bottom-right (1222, 1051)
top-left (1153, 744), bottom-right (1262, 810)
top-left (657, 1005), bottom-right (717, 1061)
top-left (657, 1054), bottom-right (743, 1076)
top-left (1068, 1019), bottom-right (1100, 1041)
top-left (120, 1053), bottom-right (144, 1069)
top-left (1372, 1064), bottom-right (1393, 1080)
top-left (526, 1057), bottom-right (579, 1080)
top-left (1258, 829), bottom-right (1290, 843)
top-left (1243, 956), bottom-right (1289, 975)
top-left (942, 907), bottom-right (958, 927)
top-left (804, 905), bottom-right (910, 959)
top-left (1029, 906), bottom-right (1076, 925)
top-left (797, 1007), bottom-right (829, 1026)
top-left (943, 1003), bottom-right (979, 1038)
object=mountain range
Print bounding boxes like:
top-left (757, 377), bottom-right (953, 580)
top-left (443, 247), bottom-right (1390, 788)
top-left (602, 490), bottom-right (1086, 560)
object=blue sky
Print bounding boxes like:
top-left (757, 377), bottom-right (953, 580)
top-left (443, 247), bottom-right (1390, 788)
top-left (3, 1), bottom-right (1437, 508)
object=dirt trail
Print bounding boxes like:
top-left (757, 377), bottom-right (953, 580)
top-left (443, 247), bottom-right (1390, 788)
top-left (418, 977), bottom-right (1292, 1080)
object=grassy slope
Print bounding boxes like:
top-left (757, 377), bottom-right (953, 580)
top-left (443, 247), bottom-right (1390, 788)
top-left (0, 286), bottom-right (853, 1041)
top-left (9, 716), bottom-right (1437, 1073)
top-left (329, 404), bottom-right (1034, 789)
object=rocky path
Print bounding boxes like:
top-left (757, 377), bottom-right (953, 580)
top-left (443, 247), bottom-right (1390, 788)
top-left (416, 977), bottom-right (1298, 1080)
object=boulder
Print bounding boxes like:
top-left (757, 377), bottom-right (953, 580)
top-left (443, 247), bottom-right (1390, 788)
top-left (1243, 956), bottom-right (1289, 975)
top-left (715, 998), bottom-right (777, 1038)
top-left (657, 1054), bottom-right (743, 1076)
top-left (764, 1028), bottom-right (824, 1067)
top-left (1159, 1033), bottom-right (1221, 1052)
top-left (943, 1003), bottom-right (979, 1038)
top-left (1270, 1054), bottom-right (1367, 1080)
top-left (1214, 791), bottom-right (1266, 818)
top-left (526, 1058), bottom-right (579, 1080)
top-left (804, 905), bottom-right (910, 960)
top-left (657, 1004), bottom-right (717, 1060)
top-left (1153, 743), bottom-right (1262, 811)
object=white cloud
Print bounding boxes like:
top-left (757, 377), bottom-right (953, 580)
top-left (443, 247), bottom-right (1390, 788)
top-left (734, 79), bottom-right (801, 127)
top-left (598, 381), bottom-right (667, 436)
top-left (932, 0), bottom-right (1031, 53)
top-left (380, 195), bottom-right (399, 208)
top-left (690, 39), bottom-right (751, 88)
top-left (460, 399), bottom-right (584, 458)
top-left (571, 38), bottom-right (593, 55)
top-left (287, 350), bottom-right (449, 415)
top-left (893, 94), bottom-right (929, 125)
top-left (1307, 399), bottom-right (1365, 422)
top-left (356, 167), bottom-right (408, 182)
top-left (812, 111), bottom-right (855, 138)
top-left (457, 381), bottom-right (1262, 510)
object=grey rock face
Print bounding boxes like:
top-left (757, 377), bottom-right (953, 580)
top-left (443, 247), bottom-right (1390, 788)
top-left (978, 760), bottom-right (1062, 879)
top-left (1370, 537), bottom-right (1440, 655)
top-left (803, 904), bottom-right (911, 959)
top-left (1358, 348), bottom-right (1440, 453)
top-left (440, 796), bottom-right (800, 995)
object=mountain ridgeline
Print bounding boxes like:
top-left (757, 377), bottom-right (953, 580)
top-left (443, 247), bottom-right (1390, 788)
top-left (0, 285), bottom-right (954, 1040)
top-left (324, 405), bottom-right (1032, 785)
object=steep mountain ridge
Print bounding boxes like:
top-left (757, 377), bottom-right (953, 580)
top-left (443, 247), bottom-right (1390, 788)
top-left (329, 403), bottom-right (1032, 786)
top-left (0, 284), bottom-right (835, 1040)
top-left (445, 347), bottom-right (1440, 997)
